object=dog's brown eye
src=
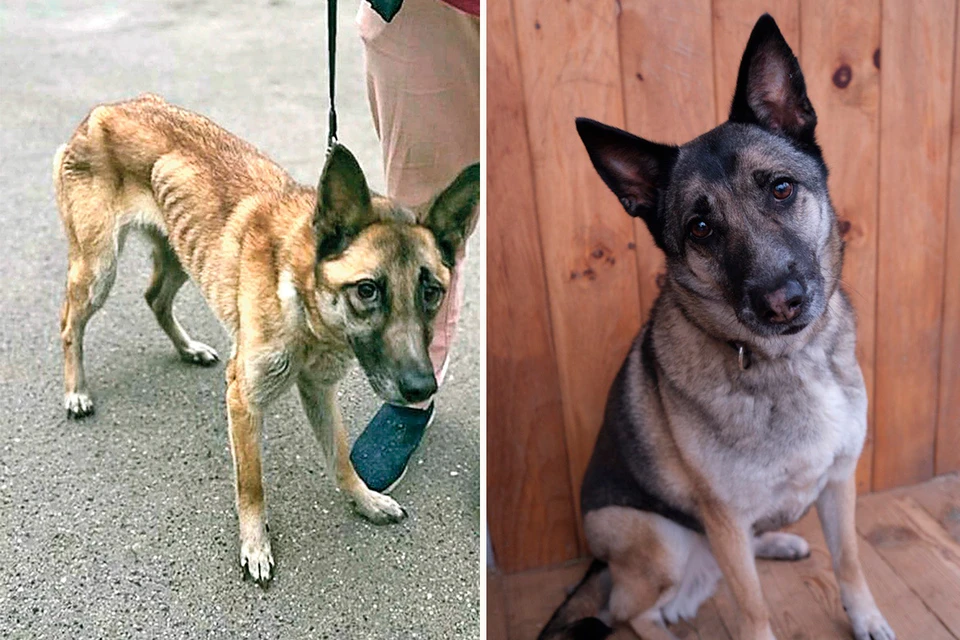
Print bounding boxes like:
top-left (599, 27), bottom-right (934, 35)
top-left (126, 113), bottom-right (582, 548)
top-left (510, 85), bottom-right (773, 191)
top-left (356, 281), bottom-right (378, 301)
top-left (423, 285), bottom-right (442, 305)
top-left (772, 180), bottom-right (794, 200)
top-left (688, 218), bottom-right (712, 240)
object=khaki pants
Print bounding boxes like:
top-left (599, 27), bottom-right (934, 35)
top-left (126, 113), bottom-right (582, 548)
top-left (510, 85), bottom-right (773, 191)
top-left (358, 0), bottom-right (480, 397)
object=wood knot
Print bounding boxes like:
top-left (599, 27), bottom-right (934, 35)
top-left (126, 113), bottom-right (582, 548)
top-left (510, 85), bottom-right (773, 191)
top-left (635, 72), bottom-right (644, 81)
top-left (832, 64), bottom-right (852, 89)
top-left (655, 273), bottom-right (667, 289)
top-left (534, 20), bottom-right (541, 30)
top-left (873, 48), bottom-right (881, 69)
top-left (838, 219), bottom-right (852, 237)
top-left (589, 243), bottom-right (615, 264)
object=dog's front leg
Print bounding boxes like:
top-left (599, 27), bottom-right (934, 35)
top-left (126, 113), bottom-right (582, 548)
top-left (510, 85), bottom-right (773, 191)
top-left (297, 370), bottom-right (406, 524)
top-left (701, 504), bottom-right (776, 640)
top-left (817, 473), bottom-right (895, 640)
top-left (226, 359), bottom-right (273, 584)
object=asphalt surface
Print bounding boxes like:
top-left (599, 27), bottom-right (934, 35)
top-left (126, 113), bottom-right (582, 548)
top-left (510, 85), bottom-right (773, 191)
top-left (0, 1), bottom-right (481, 638)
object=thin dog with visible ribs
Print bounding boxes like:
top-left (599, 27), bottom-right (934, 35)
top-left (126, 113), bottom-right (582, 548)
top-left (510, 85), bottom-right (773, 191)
top-left (54, 94), bottom-right (479, 584)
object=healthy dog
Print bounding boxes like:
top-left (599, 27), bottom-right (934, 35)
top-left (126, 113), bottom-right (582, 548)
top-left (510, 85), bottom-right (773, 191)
top-left (539, 15), bottom-right (893, 640)
top-left (53, 94), bottom-right (479, 584)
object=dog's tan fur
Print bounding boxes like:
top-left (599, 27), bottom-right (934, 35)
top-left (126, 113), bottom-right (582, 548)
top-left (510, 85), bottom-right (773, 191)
top-left (54, 94), bottom-right (479, 583)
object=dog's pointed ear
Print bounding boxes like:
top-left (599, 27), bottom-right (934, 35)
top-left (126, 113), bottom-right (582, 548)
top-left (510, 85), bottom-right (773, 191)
top-left (418, 162), bottom-right (480, 267)
top-left (314, 144), bottom-right (376, 261)
top-left (729, 14), bottom-right (817, 144)
top-left (575, 117), bottom-right (678, 248)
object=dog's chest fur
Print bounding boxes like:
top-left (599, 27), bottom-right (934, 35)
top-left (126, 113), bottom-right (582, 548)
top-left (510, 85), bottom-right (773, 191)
top-left (697, 357), bottom-right (864, 529)
top-left (660, 308), bottom-right (867, 529)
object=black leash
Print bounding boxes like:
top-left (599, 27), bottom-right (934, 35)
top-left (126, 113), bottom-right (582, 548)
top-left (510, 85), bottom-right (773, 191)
top-left (327, 0), bottom-right (338, 149)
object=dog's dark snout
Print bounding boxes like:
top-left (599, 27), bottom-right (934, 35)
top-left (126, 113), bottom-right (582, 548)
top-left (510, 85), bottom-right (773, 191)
top-left (398, 368), bottom-right (438, 404)
top-left (752, 279), bottom-right (806, 324)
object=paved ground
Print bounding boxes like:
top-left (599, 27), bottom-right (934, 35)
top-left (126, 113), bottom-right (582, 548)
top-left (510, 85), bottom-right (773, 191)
top-left (0, 1), bottom-right (480, 638)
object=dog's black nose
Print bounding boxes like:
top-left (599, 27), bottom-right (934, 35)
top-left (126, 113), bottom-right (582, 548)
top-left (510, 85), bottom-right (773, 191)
top-left (398, 368), bottom-right (438, 403)
top-left (752, 279), bottom-right (805, 324)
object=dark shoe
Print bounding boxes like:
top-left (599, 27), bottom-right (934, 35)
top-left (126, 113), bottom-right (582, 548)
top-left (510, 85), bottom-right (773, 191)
top-left (350, 402), bottom-right (434, 494)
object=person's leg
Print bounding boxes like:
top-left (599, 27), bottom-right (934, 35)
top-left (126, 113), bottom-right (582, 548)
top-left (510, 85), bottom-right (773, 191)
top-left (351, 0), bottom-right (479, 492)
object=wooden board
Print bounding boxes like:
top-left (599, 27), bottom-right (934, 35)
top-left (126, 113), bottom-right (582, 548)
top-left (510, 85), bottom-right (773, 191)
top-left (857, 493), bottom-right (960, 635)
top-left (799, 0), bottom-right (881, 493)
top-left (937, 0), bottom-right (960, 476)
top-left (711, 0), bottom-right (800, 123)
top-left (901, 473), bottom-right (960, 544)
top-left (486, 0), bottom-right (580, 572)
top-left (789, 508), bottom-right (954, 639)
top-left (487, 570), bottom-right (510, 640)
top-left (873, 0), bottom-right (958, 489)
top-left (511, 0), bottom-right (645, 551)
top-left (502, 559), bottom-right (592, 640)
top-left (618, 0), bottom-right (717, 318)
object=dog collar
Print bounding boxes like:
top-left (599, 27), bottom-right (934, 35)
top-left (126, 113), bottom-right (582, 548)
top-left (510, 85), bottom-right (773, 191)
top-left (729, 341), bottom-right (752, 370)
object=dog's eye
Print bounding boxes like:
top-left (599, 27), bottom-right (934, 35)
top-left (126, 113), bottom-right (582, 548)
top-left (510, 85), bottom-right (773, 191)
top-left (772, 179), bottom-right (794, 201)
top-left (423, 285), bottom-right (443, 306)
top-left (356, 281), bottom-right (379, 301)
top-left (687, 218), bottom-right (713, 240)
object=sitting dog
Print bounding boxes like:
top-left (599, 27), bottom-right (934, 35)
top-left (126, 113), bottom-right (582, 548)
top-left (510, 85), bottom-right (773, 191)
top-left (53, 94), bottom-right (479, 584)
top-left (538, 15), bottom-right (893, 640)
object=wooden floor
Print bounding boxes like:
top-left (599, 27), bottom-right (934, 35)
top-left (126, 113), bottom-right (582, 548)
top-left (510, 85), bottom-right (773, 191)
top-left (489, 474), bottom-right (960, 640)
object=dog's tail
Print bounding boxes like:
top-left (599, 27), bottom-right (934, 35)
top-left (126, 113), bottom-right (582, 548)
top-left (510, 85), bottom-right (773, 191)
top-left (537, 560), bottom-right (614, 640)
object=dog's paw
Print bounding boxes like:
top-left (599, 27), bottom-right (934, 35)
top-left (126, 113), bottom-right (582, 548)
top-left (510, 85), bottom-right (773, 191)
top-left (179, 341), bottom-right (219, 366)
top-left (352, 489), bottom-right (407, 525)
top-left (849, 608), bottom-right (895, 640)
top-left (754, 532), bottom-right (810, 561)
top-left (65, 392), bottom-right (94, 419)
top-left (239, 533), bottom-right (274, 585)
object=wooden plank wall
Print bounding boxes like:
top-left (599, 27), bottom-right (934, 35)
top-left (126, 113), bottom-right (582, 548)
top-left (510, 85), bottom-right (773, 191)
top-left (487, 0), bottom-right (960, 574)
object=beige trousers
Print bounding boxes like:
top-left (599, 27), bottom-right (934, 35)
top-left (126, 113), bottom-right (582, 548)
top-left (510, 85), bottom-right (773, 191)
top-left (358, 0), bottom-right (480, 396)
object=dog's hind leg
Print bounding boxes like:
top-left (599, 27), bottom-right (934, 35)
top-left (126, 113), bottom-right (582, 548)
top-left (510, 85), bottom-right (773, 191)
top-left (753, 531), bottom-right (811, 561)
top-left (56, 141), bottom-right (125, 418)
top-left (585, 508), bottom-right (701, 640)
top-left (60, 243), bottom-right (118, 418)
top-left (144, 234), bottom-right (218, 366)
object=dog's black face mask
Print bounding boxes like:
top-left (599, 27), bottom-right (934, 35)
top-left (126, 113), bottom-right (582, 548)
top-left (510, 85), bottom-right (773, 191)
top-left (576, 14), bottom-right (842, 339)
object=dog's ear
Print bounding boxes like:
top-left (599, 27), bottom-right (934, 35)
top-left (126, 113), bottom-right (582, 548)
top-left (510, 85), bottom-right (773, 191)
top-left (729, 14), bottom-right (817, 145)
top-left (575, 117), bottom-right (678, 249)
top-left (418, 162), bottom-right (480, 267)
top-left (314, 144), bottom-right (377, 261)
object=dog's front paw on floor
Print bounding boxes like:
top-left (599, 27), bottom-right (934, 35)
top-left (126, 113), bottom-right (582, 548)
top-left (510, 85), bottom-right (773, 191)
top-left (353, 489), bottom-right (407, 524)
top-left (240, 535), bottom-right (274, 585)
top-left (179, 340), bottom-right (219, 366)
top-left (64, 392), bottom-right (94, 419)
top-left (849, 607), bottom-right (896, 640)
